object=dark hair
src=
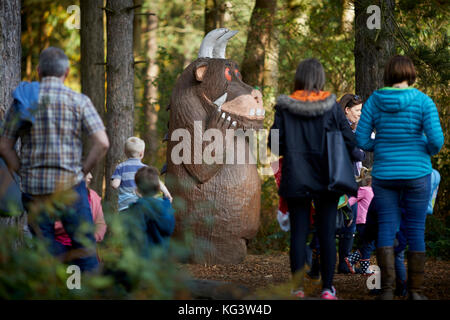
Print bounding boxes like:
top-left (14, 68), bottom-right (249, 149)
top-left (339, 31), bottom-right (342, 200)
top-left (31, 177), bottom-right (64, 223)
top-left (293, 58), bottom-right (325, 92)
top-left (38, 47), bottom-right (69, 77)
top-left (384, 55), bottom-right (416, 87)
top-left (338, 94), bottom-right (363, 113)
top-left (135, 166), bottom-right (160, 196)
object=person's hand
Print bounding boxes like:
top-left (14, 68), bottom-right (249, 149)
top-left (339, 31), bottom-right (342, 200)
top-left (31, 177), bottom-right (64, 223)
top-left (94, 232), bottom-right (103, 242)
top-left (346, 219), bottom-right (353, 228)
top-left (164, 194), bottom-right (173, 203)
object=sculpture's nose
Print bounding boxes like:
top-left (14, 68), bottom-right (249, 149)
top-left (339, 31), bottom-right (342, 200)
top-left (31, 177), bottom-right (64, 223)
top-left (251, 89), bottom-right (263, 107)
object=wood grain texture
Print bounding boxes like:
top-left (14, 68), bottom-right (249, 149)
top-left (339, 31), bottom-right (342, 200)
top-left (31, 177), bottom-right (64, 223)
top-left (104, 0), bottom-right (135, 209)
top-left (0, 0), bottom-right (21, 118)
top-left (0, 0), bottom-right (22, 230)
top-left (241, 0), bottom-right (277, 89)
top-left (80, 0), bottom-right (106, 197)
top-left (354, 0), bottom-right (396, 168)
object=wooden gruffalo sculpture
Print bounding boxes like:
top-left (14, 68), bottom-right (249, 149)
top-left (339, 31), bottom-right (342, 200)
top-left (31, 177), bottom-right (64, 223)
top-left (165, 28), bottom-right (265, 265)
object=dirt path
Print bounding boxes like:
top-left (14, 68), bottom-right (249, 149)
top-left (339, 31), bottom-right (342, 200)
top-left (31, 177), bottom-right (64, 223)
top-left (181, 253), bottom-right (450, 300)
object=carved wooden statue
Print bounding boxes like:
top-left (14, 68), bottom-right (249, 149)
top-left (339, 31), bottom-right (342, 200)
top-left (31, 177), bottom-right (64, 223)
top-left (165, 28), bottom-right (265, 264)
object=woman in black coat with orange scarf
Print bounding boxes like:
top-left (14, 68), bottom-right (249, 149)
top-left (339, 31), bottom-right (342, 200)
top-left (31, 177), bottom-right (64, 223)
top-left (268, 58), bottom-right (359, 299)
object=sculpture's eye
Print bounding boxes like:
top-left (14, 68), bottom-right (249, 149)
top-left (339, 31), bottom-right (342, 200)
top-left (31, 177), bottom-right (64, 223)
top-left (224, 67), bottom-right (232, 81)
top-left (234, 69), bottom-right (241, 80)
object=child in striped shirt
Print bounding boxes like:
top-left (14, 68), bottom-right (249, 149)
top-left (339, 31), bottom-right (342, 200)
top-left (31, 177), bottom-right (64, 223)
top-left (111, 137), bottom-right (172, 211)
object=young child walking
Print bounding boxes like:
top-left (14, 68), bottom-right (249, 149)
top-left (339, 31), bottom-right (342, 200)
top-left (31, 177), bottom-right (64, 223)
top-left (112, 137), bottom-right (172, 211)
top-left (345, 167), bottom-right (374, 275)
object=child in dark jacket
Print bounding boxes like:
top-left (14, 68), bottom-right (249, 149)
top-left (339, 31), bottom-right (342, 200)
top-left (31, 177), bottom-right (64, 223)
top-left (123, 166), bottom-right (175, 258)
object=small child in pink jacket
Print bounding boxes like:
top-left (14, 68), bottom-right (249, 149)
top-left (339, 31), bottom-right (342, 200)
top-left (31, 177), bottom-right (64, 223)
top-left (54, 173), bottom-right (107, 246)
top-left (345, 168), bottom-right (374, 274)
top-left (348, 167), bottom-right (373, 227)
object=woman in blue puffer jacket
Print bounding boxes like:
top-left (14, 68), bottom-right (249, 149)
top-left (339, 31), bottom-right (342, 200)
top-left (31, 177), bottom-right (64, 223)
top-left (356, 55), bottom-right (444, 300)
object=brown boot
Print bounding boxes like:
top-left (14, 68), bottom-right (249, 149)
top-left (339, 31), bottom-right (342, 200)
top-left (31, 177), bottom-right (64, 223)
top-left (376, 247), bottom-right (395, 300)
top-left (407, 251), bottom-right (428, 300)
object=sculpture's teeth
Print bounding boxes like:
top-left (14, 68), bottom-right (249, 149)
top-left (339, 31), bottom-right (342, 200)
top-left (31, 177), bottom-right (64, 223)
top-left (231, 121), bottom-right (237, 127)
top-left (226, 116), bottom-right (231, 122)
top-left (214, 93), bottom-right (227, 109)
top-left (249, 109), bottom-right (255, 116)
top-left (256, 109), bottom-right (262, 116)
top-left (221, 113), bottom-right (226, 119)
top-left (262, 109), bottom-right (265, 116)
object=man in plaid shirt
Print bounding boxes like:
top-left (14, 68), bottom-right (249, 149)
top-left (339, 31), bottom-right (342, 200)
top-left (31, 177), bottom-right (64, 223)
top-left (0, 47), bottom-right (109, 272)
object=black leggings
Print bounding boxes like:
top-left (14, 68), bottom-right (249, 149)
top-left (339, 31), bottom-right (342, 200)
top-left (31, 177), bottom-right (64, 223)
top-left (287, 195), bottom-right (338, 290)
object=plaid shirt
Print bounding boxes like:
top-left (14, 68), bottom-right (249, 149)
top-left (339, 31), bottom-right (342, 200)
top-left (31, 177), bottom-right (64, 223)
top-left (1, 77), bottom-right (105, 195)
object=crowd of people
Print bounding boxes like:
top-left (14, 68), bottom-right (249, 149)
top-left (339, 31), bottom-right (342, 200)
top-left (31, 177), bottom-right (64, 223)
top-left (0, 47), bottom-right (175, 273)
top-left (269, 56), bottom-right (444, 300)
top-left (0, 46), bottom-right (445, 300)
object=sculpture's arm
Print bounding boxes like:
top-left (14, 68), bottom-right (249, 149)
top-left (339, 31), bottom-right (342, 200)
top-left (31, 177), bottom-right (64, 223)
top-left (182, 110), bottom-right (232, 184)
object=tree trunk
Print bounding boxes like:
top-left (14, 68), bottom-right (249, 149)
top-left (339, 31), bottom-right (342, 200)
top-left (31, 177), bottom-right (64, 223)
top-left (240, 0), bottom-right (277, 89)
top-left (133, 0), bottom-right (142, 56)
top-left (354, 0), bottom-right (396, 167)
top-left (0, 0), bottom-right (24, 231)
top-left (105, 0), bottom-right (135, 210)
top-left (142, 10), bottom-right (159, 165)
top-left (204, 0), bottom-right (227, 35)
top-left (24, 6), bottom-right (33, 81)
top-left (342, 0), bottom-right (354, 33)
top-left (183, 1), bottom-right (194, 67)
top-left (263, 15), bottom-right (279, 100)
top-left (80, 0), bottom-right (106, 198)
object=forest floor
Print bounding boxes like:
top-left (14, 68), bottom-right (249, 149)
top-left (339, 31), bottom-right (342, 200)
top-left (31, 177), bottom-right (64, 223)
top-left (180, 252), bottom-right (450, 300)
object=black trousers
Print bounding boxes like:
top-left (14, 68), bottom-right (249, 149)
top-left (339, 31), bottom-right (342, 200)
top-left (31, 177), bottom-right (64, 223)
top-left (287, 194), bottom-right (339, 290)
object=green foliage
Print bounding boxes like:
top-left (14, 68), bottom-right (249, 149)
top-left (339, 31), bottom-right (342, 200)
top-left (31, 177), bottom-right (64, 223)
top-left (0, 208), bottom-right (192, 299)
top-left (425, 215), bottom-right (450, 260)
top-left (275, 0), bottom-right (355, 98)
top-left (0, 224), bottom-right (89, 299)
top-left (22, 0), bottom-right (81, 91)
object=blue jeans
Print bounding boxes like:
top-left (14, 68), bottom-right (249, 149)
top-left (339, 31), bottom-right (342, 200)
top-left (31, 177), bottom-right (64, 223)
top-left (395, 250), bottom-right (406, 282)
top-left (23, 181), bottom-right (98, 272)
top-left (372, 174), bottom-right (431, 252)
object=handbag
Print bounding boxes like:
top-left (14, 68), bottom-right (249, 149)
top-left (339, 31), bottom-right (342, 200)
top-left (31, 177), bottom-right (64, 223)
top-left (336, 195), bottom-right (352, 229)
top-left (326, 131), bottom-right (358, 196)
top-left (336, 208), bottom-right (345, 230)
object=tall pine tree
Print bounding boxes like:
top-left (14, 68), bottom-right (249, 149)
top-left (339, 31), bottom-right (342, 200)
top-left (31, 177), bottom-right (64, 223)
top-left (105, 0), bottom-right (136, 209)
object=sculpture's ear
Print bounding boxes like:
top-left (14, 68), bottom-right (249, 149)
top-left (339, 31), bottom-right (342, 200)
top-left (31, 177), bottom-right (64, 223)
top-left (195, 62), bottom-right (208, 82)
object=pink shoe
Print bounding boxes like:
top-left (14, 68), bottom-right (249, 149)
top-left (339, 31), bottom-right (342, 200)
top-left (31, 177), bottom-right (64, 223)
top-left (321, 286), bottom-right (338, 300)
top-left (291, 288), bottom-right (305, 299)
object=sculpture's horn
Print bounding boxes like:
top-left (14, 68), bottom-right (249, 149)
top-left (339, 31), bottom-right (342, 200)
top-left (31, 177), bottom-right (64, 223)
top-left (198, 28), bottom-right (229, 58)
top-left (212, 30), bottom-right (238, 59)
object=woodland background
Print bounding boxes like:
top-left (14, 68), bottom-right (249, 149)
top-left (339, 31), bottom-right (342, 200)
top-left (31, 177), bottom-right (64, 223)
top-left (0, 0), bottom-right (448, 298)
